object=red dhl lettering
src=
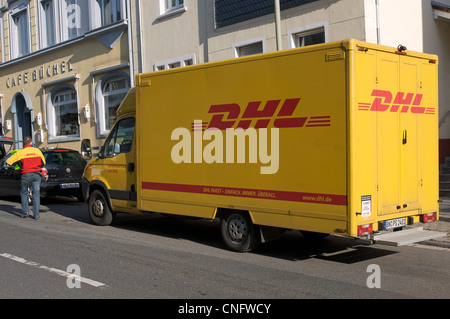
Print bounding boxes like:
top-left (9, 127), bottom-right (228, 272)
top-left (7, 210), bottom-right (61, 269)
top-left (192, 98), bottom-right (331, 131)
top-left (359, 90), bottom-right (435, 115)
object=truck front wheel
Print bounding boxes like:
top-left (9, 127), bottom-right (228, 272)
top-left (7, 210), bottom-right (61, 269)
top-left (88, 189), bottom-right (115, 226)
top-left (220, 212), bottom-right (261, 252)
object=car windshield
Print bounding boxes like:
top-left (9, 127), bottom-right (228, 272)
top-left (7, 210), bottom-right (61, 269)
top-left (44, 151), bottom-right (84, 166)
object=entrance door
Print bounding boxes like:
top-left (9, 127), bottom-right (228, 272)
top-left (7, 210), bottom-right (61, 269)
top-left (15, 94), bottom-right (33, 149)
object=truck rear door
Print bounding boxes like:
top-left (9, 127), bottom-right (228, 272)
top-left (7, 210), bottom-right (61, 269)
top-left (376, 52), bottom-right (424, 216)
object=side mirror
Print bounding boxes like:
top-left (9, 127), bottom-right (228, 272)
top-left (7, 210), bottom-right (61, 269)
top-left (98, 146), bottom-right (106, 159)
top-left (81, 139), bottom-right (92, 160)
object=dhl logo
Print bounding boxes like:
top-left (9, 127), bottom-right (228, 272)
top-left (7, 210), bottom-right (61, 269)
top-left (191, 98), bottom-right (331, 131)
top-left (359, 90), bottom-right (435, 115)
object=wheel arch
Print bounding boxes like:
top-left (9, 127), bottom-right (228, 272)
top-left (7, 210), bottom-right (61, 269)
top-left (87, 180), bottom-right (114, 213)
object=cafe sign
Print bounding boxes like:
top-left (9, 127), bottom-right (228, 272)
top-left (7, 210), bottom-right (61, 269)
top-left (6, 59), bottom-right (74, 89)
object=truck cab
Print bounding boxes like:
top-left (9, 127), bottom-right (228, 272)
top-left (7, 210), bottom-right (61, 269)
top-left (82, 88), bottom-right (137, 225)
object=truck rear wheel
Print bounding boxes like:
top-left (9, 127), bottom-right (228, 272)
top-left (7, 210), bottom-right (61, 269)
top-left (88, 189), bottom-right (115, 226)
top-left (220, 212), bottom-right (261, 252)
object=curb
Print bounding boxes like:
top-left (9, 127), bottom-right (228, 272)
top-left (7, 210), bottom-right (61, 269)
top-left (419, 240), bottom-right (450, 249)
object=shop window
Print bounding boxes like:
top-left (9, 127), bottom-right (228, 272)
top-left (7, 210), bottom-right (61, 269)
top-left (95, 73), bottom-right (130, 137)
top-left (53, 89), bottom-right (80, 137)
top-left (47, 85), bottom-right (80, 143)
top-left (103, 76), bottom-right (130, 130)
top-left (10, 5), bottom-right (30, 58)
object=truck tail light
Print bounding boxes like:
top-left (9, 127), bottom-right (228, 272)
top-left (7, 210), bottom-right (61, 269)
top-left (421, 212), bottom-right (436, 223)
top-left (357, 224), bottom-right (373, 236)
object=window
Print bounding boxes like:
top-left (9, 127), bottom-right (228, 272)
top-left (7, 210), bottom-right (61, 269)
top-left (294, 28), bottom-right (325, 47)
top-left (288, 23), bottom-right (328, 49)
top-left (236, 42), bottom-right (263, 57)
top-left (104, 117), bottom-right (135, 157)
top-left (53, 89), bottom-right (80, 137)
top-left (165, 0), bottom-right (184, 12)
top-left (95, 72), bottom-right (130, 137)
top-left (154, 54), bottom-right (195, 71)
top-left (232, 38), bottom-right (265, 58)
top-left (103, 76), bottom-right (130, 130)
top-left (40, 0), bottom-right (57, 48)
top-left (63, 0), bottom-right (88, 40)
top-left (98, 0), bottom-right (123, 26)
top-left (47, 85), bottom-right (81, 143)
top-left (158, 0), bottom-right (185, 16)
top-left (10, 7), bottom-right (30, 58)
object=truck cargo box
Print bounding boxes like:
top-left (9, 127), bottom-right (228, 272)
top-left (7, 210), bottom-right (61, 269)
top-left (84, 39), bottom-right (444, 252)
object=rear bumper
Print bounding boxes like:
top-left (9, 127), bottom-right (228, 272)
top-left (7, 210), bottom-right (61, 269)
top-left (40, 181), bottom-right (83, 198)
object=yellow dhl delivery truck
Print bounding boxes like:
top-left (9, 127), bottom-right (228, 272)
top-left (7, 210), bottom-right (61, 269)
top-left (82, 39), bottom-right (445, 252)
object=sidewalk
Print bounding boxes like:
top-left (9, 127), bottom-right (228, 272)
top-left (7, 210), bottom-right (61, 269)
top-left (420, 198), bottom-right (450, 248)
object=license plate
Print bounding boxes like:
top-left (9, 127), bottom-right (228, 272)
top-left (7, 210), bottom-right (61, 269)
top-left (384, 217), bottom-right (407, 230)
top-left (60, 183), bottom-right (80, 189)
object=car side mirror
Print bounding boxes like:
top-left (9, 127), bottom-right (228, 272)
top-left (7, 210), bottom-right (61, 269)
top-left (98, 146), bottom-right (105, 159)
top-left (81, 139), bottom-right (92, 160)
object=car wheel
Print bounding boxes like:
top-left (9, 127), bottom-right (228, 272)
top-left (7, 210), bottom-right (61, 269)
top-left (220, 211), bottom-right (261, 252)
top-left (88, 189), bottom-right (115, 226)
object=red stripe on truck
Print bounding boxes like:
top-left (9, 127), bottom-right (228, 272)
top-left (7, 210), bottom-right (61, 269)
top-left (142, 182), bottom-right (347, 206)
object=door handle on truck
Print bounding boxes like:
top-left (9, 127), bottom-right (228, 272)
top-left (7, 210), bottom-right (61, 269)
top-left (402, 130), bottom-right (407, 145)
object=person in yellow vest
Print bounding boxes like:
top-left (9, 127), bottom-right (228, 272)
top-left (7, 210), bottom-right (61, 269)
top-left (6, 136), bottom-right (46, 220)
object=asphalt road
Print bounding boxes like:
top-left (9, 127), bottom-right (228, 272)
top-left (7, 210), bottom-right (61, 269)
top-left (0, 195), bottom-right (449, 303)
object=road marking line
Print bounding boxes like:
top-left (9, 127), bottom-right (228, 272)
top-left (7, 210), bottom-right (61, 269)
top-left (0, 253), bottom-right (107, 288)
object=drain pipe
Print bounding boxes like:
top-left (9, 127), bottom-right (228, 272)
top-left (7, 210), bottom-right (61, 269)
top-left (376, 0), bottom-right (381, 44)
top-left (127, 0), bottom-right (135, 87)
top-left (275, 0), bottom-right (282, 50)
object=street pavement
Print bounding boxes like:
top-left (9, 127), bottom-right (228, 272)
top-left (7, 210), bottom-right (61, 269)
top-left (0, 195), bottom-right (449, 247)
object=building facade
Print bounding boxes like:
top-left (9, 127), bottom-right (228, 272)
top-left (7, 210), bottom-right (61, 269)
top-left (1, 0), bottom-right (448, 162)
top-left (130, 0), bottom-right (450, 161)
top-left (0, 0), bottom-right (132, 152)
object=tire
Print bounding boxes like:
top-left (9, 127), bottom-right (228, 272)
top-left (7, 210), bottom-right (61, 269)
top-left (88, 189), bottom-right (115, 226)
top-left (220, 212), bottom-right (261, 252)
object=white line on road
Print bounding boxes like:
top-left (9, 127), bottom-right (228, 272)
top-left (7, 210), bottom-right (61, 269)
top-left (0, 253), bottom-right (107, 288)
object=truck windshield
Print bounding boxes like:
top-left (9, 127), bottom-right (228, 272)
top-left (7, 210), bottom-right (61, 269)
top-left (104, 117), bottom-right (135, 157)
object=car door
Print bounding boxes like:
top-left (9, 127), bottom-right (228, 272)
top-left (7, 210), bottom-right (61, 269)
top-left (0, 157), bottom-right (22, 197)
top-left (96, 117), bottom-right (136, 210)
